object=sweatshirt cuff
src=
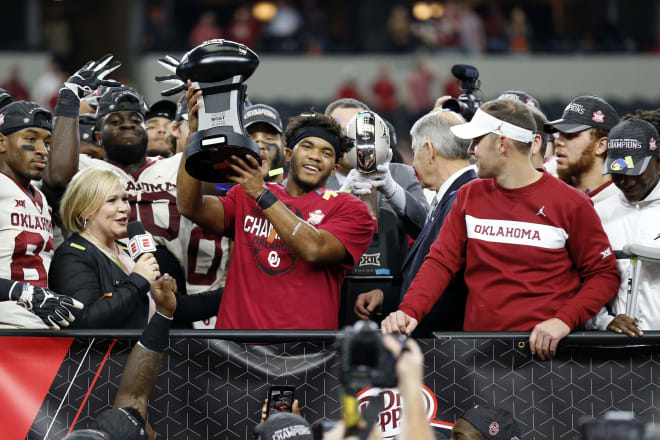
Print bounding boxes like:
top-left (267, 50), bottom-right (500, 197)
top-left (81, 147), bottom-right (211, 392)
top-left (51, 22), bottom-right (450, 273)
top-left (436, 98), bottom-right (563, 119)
top-left (552, 313), bottom-right (575, 331)
top-left (128, 272), bottom-right (151, 292)
top-left (398, 304), bottom-right (421, 322)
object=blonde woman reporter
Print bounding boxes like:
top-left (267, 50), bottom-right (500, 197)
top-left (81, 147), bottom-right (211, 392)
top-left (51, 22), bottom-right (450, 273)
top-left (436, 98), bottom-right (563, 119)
top-left (47, 168), bottom-right (163, 328)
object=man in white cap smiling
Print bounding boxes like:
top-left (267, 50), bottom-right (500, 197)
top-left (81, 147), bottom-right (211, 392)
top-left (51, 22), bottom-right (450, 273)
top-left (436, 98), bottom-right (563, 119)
top-left (382, 98), bottom-right (620, 360)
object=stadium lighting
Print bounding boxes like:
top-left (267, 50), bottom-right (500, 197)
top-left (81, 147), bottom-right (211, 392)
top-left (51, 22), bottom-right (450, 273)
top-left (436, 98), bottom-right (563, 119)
top-left (252, 1), bottom-right (277, 22)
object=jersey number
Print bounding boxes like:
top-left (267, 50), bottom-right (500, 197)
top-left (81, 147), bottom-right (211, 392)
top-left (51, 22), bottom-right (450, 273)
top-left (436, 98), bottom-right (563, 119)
top-left (10, 231), bottom-right (53, 287)
top-left (128, 192), bottom-right (180, 241)
top-left (187, 227), bottom-right (223, 285)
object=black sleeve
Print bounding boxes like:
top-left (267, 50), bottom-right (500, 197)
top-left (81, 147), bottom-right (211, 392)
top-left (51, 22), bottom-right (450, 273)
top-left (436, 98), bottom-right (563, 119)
top-left (173, 288), bottom-right (223, 324)
top-left (0, 278), bottom-right (20, 301)
top-left (48, 247), bottom-right (150, 328)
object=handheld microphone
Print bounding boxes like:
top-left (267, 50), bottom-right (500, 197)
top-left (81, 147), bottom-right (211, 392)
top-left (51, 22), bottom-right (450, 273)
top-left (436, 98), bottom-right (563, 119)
top-left (127, 221), bottom-right (156, 261)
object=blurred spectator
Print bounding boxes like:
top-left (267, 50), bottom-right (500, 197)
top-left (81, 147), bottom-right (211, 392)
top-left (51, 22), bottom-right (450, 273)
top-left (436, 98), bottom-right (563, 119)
top-left (386, 5), bottom-right (415, 52)
top-left (406, 57), bottom-right (434, 116)
top-left (482, 4), bottom-right (509, 53)
top-left (43, 15), bottom-right (73, 58)
top-left (299, 0), bottom-right (327, 54)
top-left (0, 66), bottom-right (29, 101)
top-left (336, 71), bottom-right (361, 101)
top-left (143, 4), bottom-right (176, 51)
top-left (509, 7), bottom-right (532, 54)
top-left (263, 0), bottom-right (302, 52)
top-left (433, 0), bottom-right (485, 53)
top-left (371, 64), bottom-right (397, 118)
top-left (228, 6), bottom-right (261, 50)
top-left (31, 57), bottom-right (66, 110)
top-left (189, 10), bottom-right (224, 48)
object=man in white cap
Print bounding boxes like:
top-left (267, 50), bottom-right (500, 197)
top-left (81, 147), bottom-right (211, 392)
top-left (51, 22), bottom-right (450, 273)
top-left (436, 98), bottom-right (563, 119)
top-left (382, 98), bottom-right (620, 360)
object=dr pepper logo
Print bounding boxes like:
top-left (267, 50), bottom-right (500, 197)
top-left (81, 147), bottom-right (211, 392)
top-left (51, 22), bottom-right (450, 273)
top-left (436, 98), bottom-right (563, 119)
top-left (356, 386), bottom-right (453, 438)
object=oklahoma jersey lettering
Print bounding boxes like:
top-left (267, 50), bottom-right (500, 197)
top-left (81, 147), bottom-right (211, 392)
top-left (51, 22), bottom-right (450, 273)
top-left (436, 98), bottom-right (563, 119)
top-left (0, 172), bottom-right (53, 286)
top-left (465, 215), bottom-right (568, 249)
top-left (79, 154), bottom-right (224, 294)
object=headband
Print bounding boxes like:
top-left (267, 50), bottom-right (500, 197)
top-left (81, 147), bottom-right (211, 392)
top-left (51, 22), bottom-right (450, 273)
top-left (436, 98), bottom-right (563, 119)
top-left (288, 126), bottom-right (340, 153)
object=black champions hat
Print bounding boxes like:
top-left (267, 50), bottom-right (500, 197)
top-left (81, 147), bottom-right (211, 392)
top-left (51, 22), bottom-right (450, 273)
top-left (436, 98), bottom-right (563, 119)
top-left (243, 104), bottom-right (284, 133)
top-left (96, 86), bottom-right (147, 121)
top-left (145, 99), bottom-right (177, 122)
top-left (79, 113), bottom-right (96, 143)
top-left (603, 118), bottom-right (659, 176)
top-left (0, 101), bottom-right (52, 135)
top-left (460, 407), bottom-right (521, 440)
top-left (497, 90), bottom-right (542, 114)
top-left (544, 96), bottom-right (619, 134)
top-left (254, 412), bottom-right (313, 440)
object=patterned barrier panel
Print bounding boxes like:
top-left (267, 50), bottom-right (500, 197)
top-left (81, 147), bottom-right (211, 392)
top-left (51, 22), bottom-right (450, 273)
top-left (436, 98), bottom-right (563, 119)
top-left (1, 333), bottom-right (657, 440)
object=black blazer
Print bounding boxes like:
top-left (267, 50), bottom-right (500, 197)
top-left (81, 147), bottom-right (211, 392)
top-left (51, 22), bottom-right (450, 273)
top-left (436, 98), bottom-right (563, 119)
top-left (400, 168), bottom-right (477, 334)
top-left (49, 234), bottom-right (222, 329)
top-left (49, 233), bottom-right (151, 328)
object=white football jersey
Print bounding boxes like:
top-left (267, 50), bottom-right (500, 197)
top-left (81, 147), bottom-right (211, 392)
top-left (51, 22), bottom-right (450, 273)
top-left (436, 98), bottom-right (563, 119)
top-left (0, 172), bottom-right (54, 286)
top-left (79, 154), bottom-right (225, 299)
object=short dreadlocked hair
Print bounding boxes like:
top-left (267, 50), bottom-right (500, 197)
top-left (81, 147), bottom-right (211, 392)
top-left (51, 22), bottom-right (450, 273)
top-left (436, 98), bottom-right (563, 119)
top-left (284, 111), bottom-right (354, 162)
top-left (622, 108), bottom-right (660, 134)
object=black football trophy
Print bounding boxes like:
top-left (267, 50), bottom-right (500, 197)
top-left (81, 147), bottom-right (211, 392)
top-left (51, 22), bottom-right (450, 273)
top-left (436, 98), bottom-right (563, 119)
top-left (156, 39), bottom-right (260, 182)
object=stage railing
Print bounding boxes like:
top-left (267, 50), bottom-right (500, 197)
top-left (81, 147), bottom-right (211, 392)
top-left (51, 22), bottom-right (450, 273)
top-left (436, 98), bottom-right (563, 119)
top-left (3, 330), bottom-right (658, 439)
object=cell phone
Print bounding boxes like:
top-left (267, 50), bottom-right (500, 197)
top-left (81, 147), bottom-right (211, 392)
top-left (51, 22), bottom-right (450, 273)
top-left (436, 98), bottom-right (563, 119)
top-left (266, 385), bottom-right (295, 418)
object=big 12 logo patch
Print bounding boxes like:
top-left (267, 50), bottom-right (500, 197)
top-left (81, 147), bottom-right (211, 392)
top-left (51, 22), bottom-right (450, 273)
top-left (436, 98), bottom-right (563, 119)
top-left (356, 386), bottom-right (453, 438)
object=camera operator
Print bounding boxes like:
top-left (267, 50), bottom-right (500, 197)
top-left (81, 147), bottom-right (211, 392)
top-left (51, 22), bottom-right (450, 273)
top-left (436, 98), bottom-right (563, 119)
top-left (335, 321), bottom-right (436, 440)
top-left (382, 98), bottom-right (620, 360)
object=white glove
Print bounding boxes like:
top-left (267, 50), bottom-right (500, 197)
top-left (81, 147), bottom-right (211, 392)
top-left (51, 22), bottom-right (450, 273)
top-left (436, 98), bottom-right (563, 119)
top-left (368, 151), bottom-right (406, 213)
top-left (370, 163), bottom-right (398, 199)
top-left (340, 169), bottom-right (374, 196)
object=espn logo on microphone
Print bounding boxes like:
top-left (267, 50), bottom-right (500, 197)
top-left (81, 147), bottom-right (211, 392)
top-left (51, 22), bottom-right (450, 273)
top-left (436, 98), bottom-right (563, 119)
top-left (128, 234), bottom-right (156, 258)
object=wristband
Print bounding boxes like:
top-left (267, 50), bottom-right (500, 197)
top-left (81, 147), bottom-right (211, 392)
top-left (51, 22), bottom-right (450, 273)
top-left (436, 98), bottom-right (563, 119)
top-left (256, 188), bottom-right (278, 210)
top-left (137, 312), bottom-right (172, 353)
top-left (54, 88), bottom-right (81, 118)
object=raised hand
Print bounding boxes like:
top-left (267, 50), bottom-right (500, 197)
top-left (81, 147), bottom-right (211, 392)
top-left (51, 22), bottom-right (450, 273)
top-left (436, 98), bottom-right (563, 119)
top-left (63, 54), bottom-right (121, 99)
top-left (155, 55), bottom-right (187, 96)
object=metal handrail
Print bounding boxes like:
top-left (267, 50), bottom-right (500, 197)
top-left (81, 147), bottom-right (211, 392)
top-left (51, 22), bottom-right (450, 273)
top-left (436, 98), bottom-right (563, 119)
top-left (1, 329), bottom-right (659, 345)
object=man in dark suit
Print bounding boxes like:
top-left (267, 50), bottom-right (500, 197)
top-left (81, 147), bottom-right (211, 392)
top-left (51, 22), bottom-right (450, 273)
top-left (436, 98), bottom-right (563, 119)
top-left (355, 110), bottom-right (476, 335)
top-left (325, 99), bottom-right (430, 324)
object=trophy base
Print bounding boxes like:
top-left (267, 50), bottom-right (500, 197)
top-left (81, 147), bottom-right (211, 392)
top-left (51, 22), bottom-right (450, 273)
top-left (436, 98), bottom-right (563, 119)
top-left (186, 127), bottom-right (261, 183)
